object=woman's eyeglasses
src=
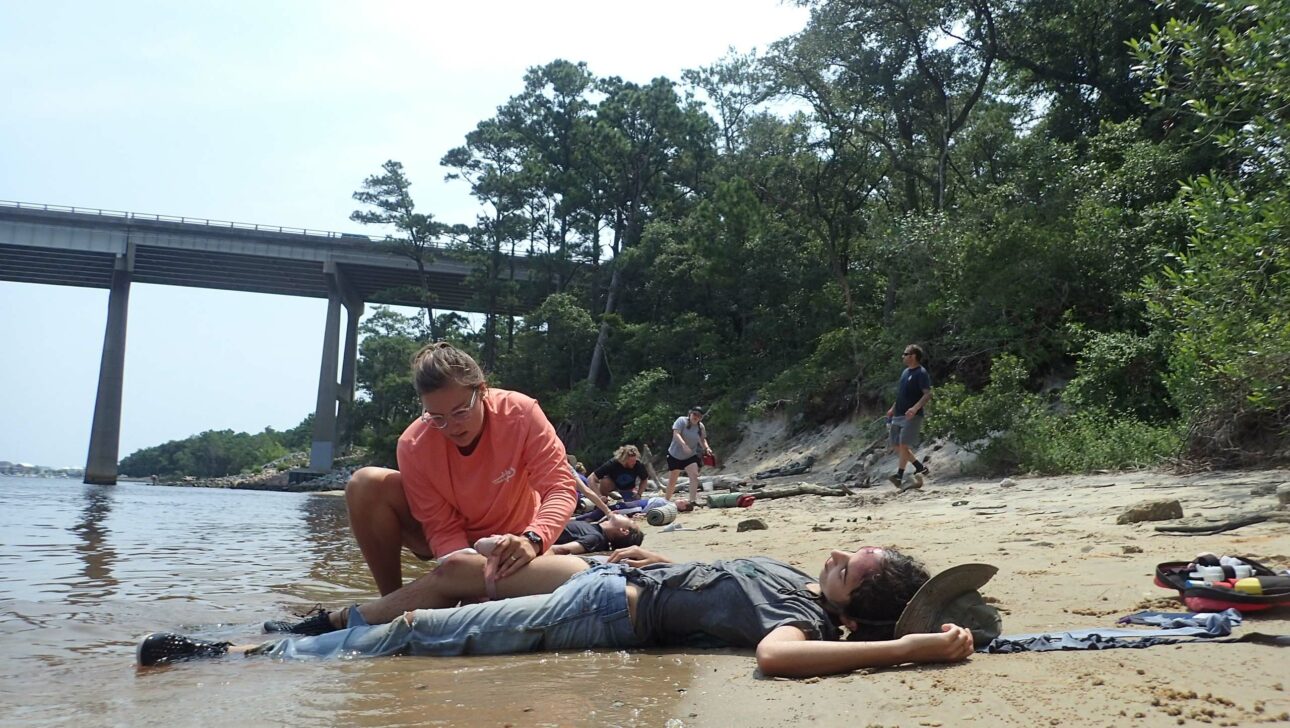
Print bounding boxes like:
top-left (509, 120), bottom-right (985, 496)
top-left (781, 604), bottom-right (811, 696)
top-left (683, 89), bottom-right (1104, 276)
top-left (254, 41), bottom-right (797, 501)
top-left (421, 388), bottom-right (480, 428)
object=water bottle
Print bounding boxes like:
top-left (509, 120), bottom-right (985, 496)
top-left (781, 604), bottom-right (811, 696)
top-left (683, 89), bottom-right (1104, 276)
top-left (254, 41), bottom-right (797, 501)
top-left (1188, 565), bottom-right (1225, 583)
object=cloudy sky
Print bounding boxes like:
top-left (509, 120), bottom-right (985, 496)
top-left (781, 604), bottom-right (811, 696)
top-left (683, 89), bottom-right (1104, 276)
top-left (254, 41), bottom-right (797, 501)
top-left (0, 0), bottom-right (809, 468)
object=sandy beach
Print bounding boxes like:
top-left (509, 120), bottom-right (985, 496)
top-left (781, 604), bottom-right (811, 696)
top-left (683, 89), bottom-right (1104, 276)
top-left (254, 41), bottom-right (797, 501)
top-left (628, 461), bottom-right (1289, 727)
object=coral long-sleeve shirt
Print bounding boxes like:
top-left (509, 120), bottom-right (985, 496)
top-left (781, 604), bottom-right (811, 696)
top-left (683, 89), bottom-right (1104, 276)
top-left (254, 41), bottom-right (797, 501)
top-left (396, 388), bottom-right (578, 558)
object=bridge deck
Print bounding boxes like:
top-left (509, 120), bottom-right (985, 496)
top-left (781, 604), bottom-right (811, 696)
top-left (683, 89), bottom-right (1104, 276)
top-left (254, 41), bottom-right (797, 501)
top-left (0, 202), bottom-right (529, 312)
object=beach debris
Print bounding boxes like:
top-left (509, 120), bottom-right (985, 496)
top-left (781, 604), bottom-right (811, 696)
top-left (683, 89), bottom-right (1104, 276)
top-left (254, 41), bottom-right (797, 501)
top-left (1117, 499), bottom-right (1184, 524)
top-left (1279, 484), bottom-right (1290, 507)
top-left (1155, 511), bottom-right (1290, 535)
top-left (753, 484), bottom-right (851, 500)
top-left (754, 455), bottom-right (817, 480)
top-left (640, 444), bottom-right (668, 493)
top-left (1123, 545), bottom-right (1144, 554)
top-left (1249, 483), bottom-right (1277, 496)
top-left (951, 500), bottom-right (969, 506)
top-left (737, 518), bottom-right (768, 532)
top-left (811, 524), bottom-right (835, 532)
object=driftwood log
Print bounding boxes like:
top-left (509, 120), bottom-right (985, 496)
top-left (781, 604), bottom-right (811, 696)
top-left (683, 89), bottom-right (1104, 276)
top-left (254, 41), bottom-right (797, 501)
top-left (640, 444), bottom-right (668, 493)
top-left (1154, 511), bottom-right (1290, 535)
top-left (754, 484), bottom-right (852, 500)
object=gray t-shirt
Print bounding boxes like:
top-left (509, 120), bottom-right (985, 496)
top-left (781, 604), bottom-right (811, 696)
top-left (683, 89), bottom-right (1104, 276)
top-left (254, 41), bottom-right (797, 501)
top-left (667, 417), bottom-right (706, 459)
top-left (627, 557), bottom-right (839, 648)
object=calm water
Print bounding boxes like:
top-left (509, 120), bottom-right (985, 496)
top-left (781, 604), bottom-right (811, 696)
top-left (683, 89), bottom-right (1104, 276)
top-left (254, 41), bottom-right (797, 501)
top-left (0, 476), bottom-right (693, 727)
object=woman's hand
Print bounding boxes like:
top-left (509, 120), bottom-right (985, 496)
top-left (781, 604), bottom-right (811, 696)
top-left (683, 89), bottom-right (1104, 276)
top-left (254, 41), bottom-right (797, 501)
top-left (485, 533), bottom-right (538, 581)
top-left (899, 624), bottom-right (975, 663)
top-left (606, 546), bottom-right (671, 568)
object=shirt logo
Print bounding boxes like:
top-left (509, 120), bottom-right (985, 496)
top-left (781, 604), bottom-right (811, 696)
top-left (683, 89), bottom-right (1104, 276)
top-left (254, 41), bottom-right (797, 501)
top-left (492, 467), bottom-right (516, 485)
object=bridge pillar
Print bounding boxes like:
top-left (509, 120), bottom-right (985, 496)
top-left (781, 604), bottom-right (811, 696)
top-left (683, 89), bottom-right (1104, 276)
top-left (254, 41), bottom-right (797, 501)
top-left (309, 280), bottom-right (343, 472)
top-left (336, 299), bottom-right (363, 449)
top-left (85, 247), bottom-right (134, 484)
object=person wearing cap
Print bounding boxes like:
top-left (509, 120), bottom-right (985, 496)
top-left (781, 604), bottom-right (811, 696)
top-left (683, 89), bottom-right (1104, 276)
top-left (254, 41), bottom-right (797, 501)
top-left (665, 407), bottom-right (713, 502)
top-left (137, 545), bottom-right (1001, 678)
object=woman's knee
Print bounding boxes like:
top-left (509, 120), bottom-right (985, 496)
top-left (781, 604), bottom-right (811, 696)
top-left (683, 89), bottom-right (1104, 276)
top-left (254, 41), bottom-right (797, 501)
top-left (429, 554), bottom-right (486, 585)
top-left (346, 467), bottom-right (404, 508)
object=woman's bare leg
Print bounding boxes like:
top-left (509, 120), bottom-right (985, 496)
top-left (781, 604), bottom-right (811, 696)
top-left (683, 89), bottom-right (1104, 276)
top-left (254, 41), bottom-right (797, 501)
top-left (345, 467), bottom-right (428, 595)
top-left (685, 463), bottom-right (701, 502)
top-left (347, 553), bottom-right (591, 627)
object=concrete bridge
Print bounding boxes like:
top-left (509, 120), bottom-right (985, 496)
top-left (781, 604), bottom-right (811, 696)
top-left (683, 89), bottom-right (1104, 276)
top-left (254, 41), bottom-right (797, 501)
top-left (0, 200), bottom-right (529, 483)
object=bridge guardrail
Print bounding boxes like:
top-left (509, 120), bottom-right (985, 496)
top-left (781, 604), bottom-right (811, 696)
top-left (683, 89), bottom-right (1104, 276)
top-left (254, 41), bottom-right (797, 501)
top-left (0, 199), bottom-right (385, 243)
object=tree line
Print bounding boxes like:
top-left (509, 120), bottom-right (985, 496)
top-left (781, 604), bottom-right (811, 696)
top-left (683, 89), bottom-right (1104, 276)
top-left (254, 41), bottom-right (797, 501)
top-left (119, 418), bottom-right (313, 479)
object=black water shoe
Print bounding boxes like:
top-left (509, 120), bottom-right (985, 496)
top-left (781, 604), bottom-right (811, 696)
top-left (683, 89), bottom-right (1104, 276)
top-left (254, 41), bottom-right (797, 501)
top-left (263, 606), bottom-right (338, 636)
top-left (136, 632), bottom-right (231, 666)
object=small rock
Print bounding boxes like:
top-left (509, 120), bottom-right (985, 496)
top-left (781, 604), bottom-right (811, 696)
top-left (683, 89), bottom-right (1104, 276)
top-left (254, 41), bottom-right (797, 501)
top-left (1123, 545), bottom-right (1144, 554)
top-left (1250, 483), bottom-right (1277, 496)
top-left (812, 524), bottom-right (835, 532)
top-left (737, 518), bottom-right (768, 532)
top-left (952, 500), bottom-right (969, 507)
top-left (1278, 484), bottom-right (1290, 507)
top-left (999, 478), bottom-right (1017, 488)
top-left (1116, 499), bottom-right (1184, 524)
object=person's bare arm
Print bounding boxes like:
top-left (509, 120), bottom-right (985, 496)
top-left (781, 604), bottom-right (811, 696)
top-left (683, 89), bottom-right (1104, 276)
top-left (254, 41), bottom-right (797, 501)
top-left (550, 542), bottom-right (588, 555)
top-left (755, 624), bottom-right (974, 678)
top-left (906, 388), bottom-right (932, 418)
top-left (605, 546), bottom-right (673, 567)
top-left (577, 480), bottom-right (614, 518)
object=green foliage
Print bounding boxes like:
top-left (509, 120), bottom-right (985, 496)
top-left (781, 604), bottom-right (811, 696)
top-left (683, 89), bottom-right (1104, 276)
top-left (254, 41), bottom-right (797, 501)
top-left (268, 413), bottom-right (314, 453)
top-left (1146, 179), bottom-right (1290, 457)
top-left (987, 408), bottom-right (1182, 475)
top-left (1064, 329), bottom-right (1175, 422)
top-left (930, 354), bottom-right (1040, 444)
top-left (119, 429), bottom-right (290, 478)
top-left (615, 368), bottom-right (677, 450)
top-left (351, 307), bottom-right (428, 467)
top-left (932, 354), bottom-right (1181, 473)
top-left (1134, 1), bottom-right (1290, 460)
top-left (496, 292), bottom-right (597, 393)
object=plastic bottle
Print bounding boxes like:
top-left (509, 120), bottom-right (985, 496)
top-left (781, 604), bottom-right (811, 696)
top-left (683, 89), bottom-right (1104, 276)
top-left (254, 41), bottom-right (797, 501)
top-left (1188, 565), bottom-right (1225, 583)
top-left (1234, 576), bottom-right (1290, 595)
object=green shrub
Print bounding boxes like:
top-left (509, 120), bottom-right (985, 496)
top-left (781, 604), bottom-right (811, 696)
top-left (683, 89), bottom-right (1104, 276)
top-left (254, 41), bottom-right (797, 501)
top-left (1064, 329), bottom-right (1174, 422)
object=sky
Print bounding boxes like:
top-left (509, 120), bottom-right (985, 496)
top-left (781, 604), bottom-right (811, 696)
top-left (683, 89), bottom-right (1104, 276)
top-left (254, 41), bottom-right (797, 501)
top-left (0, 0), bottom-right (809, 468)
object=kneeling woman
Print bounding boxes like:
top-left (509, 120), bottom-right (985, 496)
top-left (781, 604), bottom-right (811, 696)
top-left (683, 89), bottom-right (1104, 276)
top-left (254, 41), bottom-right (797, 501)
top-left (137, 546), bottom-right (997, 679)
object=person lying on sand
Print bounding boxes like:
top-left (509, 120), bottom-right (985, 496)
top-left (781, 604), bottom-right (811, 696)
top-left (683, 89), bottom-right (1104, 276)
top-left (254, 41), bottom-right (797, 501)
top-left (549, 514), bottom-right (644, 555)
top-left (137, 546), bottom-right (1000, 679)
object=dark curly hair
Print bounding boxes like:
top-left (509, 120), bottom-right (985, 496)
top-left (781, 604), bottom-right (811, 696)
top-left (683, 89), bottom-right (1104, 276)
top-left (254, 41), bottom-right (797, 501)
top-left (842, 549), bottom-right (929, 641)
top-left (608, 523), bottom-right (645, 550)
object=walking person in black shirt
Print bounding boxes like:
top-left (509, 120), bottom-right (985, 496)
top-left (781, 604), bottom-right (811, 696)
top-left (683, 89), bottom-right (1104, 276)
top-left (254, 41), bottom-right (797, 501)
top-left (887, 344), bottom-right (933, 490)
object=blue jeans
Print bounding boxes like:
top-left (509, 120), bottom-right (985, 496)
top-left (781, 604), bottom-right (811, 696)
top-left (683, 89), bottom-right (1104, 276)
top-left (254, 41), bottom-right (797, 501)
top-left (255, 564), bottom-right (643, 660)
